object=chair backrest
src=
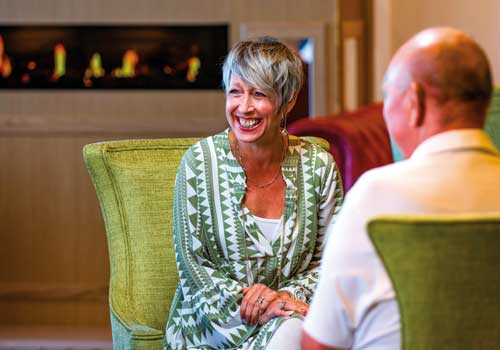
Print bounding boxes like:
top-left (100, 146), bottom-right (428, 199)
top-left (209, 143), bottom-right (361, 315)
top-left (288, 103), bottom-right (393, 192)
top-left (485, 87), bottom-right (500, 150)
top-left (367, 215), bottom-right (500, 350)
top-left (83, 138), bottom-right (200, 332)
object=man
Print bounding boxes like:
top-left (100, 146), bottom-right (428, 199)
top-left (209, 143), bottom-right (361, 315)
top-left (301, 27), bottom-right (500, 350)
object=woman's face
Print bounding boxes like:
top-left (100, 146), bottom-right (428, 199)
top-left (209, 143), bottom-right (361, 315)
top-left (226, 73), bottom-right (281, 145)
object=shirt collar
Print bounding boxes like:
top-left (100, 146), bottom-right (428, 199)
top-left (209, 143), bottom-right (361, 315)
top-left (410, 128), bottom-right (499, 160)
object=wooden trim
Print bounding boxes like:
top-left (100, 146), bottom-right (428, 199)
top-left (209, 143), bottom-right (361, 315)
top-left (0, 283), bottom-right (108, 302)
top-left (342, 20), bottom-right (363, 37)
top-left (364, 0), bottom-right (374, 103)
top-left (341, 20), bottom-right (364, 110)
top-left (373, 0), bottom-right (393, 101)
top-left (0, 90), bottom-right (226, 135)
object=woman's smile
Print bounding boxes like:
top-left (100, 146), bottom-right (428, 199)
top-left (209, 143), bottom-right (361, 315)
top-left (238, 117), bottom-right (261, 129)
top-left (226, 74), bottom-right (280, 144)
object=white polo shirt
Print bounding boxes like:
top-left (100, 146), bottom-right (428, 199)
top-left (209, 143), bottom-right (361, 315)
top-left (304, 129), bottom-right (500, 349)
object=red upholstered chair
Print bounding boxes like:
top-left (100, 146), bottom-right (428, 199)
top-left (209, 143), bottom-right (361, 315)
top-left (288, 104), bottom-right (393, 192)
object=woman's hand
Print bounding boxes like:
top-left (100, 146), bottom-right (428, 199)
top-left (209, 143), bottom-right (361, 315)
top-left (241, 284), bottom-right (279, 325)
top-left (240, 284), bottom-right (309, 325)
top-left (257, 295), bottom-right (309, 325)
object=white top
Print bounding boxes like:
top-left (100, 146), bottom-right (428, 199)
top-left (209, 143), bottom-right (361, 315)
top-left (304, 129), bottom-right (500, 349)
top-left (253, 214), bottom-right (281, 242)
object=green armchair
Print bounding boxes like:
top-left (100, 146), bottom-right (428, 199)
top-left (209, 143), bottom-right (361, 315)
top-left (368, 215), bottom-right (500, 350)
top-left (84, 138), bottom-right (200, 350)
top-left (83, 136), bottom-right (329, 349)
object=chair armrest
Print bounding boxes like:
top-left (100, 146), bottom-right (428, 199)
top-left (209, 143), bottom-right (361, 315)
top-left (300, 136), bottom-right (330, 152)
top-left (110, 303), bottom-right (164, 350)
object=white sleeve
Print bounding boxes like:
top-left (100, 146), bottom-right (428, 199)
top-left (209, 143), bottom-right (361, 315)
top-left (302, 203), bottom-right (359, 348)
top-left (303, 175), bottom-right (396, 348)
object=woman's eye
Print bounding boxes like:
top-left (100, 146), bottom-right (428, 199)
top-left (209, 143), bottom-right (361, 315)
top-left (229, 88), bottom-right (240, 95)
top-left (254, 91), bottom-right (266, 98)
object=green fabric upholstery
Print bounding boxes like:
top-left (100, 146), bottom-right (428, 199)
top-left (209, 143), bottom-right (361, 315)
top-left (485, 87), bottom-right (500, 150)
top-left (391, 87), bottom-right (500, 162)
top-left (83, 136), bottom-right (329, 350)
top-left (84, 138), bottom-right (200, 350)
top-left (110, 311), bottom-right (164, 350)
top-left (367, 215), bottom-right (500, 350)
top-left (300, 136), bottom-right (330, 152)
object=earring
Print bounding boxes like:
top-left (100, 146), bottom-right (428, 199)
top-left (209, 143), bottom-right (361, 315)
top-left (280, 113), bottom-right (288, 136)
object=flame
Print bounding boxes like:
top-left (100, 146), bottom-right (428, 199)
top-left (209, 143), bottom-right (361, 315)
top-left (0, 34), bottom-right (12, 79)
top-left (186, 56), bottom-right (200, 82)
top-left (112, 49), bottom-right (139, 78)
top-left (83, 52), bottom-right (106, 86)
top-left (51, 43), bottom-right (66, 81)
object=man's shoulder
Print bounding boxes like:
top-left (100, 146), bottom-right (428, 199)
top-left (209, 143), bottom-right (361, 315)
top-left (341, 159), bottom-right (424, 214)
top-left (355, 160), bottom-right (411, 190)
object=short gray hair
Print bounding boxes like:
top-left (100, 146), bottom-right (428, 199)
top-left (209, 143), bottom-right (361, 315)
top-left (222, 37), bottom-right (304, 114)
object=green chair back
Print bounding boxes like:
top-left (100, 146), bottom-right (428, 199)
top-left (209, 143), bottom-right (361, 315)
top-left (485, 87), bottom-right (500, 150)
top-left (84, 138), bottom-right (200, 348)
top-left (368, 215), bottom-right (500, 350)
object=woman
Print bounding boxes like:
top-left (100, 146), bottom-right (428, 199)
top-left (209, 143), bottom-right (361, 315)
top-left (165, 37), bottom-right (343, 350)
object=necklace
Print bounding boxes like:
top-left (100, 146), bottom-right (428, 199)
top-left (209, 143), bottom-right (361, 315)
top-left (234, 135), bottom-right (287, 189)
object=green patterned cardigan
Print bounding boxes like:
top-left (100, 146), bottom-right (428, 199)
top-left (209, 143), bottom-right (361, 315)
top-left (165, 130), bottom-right (343, 350)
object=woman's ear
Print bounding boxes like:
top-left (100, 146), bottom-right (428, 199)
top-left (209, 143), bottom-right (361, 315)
top-left (285, 94), bottom-right (298, 114)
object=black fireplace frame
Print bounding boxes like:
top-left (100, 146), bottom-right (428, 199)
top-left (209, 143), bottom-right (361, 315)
top-left (0, 24), bottom-right (228, 90)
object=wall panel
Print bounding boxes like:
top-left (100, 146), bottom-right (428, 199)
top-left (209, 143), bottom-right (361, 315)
top-left (373, 0), bottom-right (500, 101)
top-left (0, 0), bottom-right (339, 330)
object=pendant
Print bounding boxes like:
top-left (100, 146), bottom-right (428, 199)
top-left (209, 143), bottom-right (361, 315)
top-left (246, 260), bottom-right (254, 286)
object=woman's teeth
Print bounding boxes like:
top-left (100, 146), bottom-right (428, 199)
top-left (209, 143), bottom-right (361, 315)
top-left (240, 118), bottom-right (260, 128)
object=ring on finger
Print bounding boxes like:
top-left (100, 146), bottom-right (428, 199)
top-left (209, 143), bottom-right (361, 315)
top-left (279, 301), bottom-right (287, 311)
top-left (256, 296), bottom-right (265, 304)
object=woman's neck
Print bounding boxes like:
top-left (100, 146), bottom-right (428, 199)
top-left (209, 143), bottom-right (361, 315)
top-left (231, 131), bottom-right (285, 169)
top-left (229, 130), bottom-right (287, 217)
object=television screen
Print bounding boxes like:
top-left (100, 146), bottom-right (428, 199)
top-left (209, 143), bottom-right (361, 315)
top-left (0, 25), bottom-right (228, 90)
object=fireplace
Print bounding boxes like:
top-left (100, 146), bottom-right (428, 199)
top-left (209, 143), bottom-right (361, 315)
top-left (0, 25), bottom-right (228, 90)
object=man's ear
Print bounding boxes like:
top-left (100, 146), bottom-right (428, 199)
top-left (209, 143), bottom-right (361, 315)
top-left (407, 82), bottom-right (425, 127)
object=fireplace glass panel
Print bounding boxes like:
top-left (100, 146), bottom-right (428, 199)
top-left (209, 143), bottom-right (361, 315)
top-left (0, 25), bottom-right (228, 90)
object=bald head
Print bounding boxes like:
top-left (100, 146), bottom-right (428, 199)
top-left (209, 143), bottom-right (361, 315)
top-left (383, 28), bottom-right (493, 158)
top-left (388, 27), bottom-right (492, 110)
